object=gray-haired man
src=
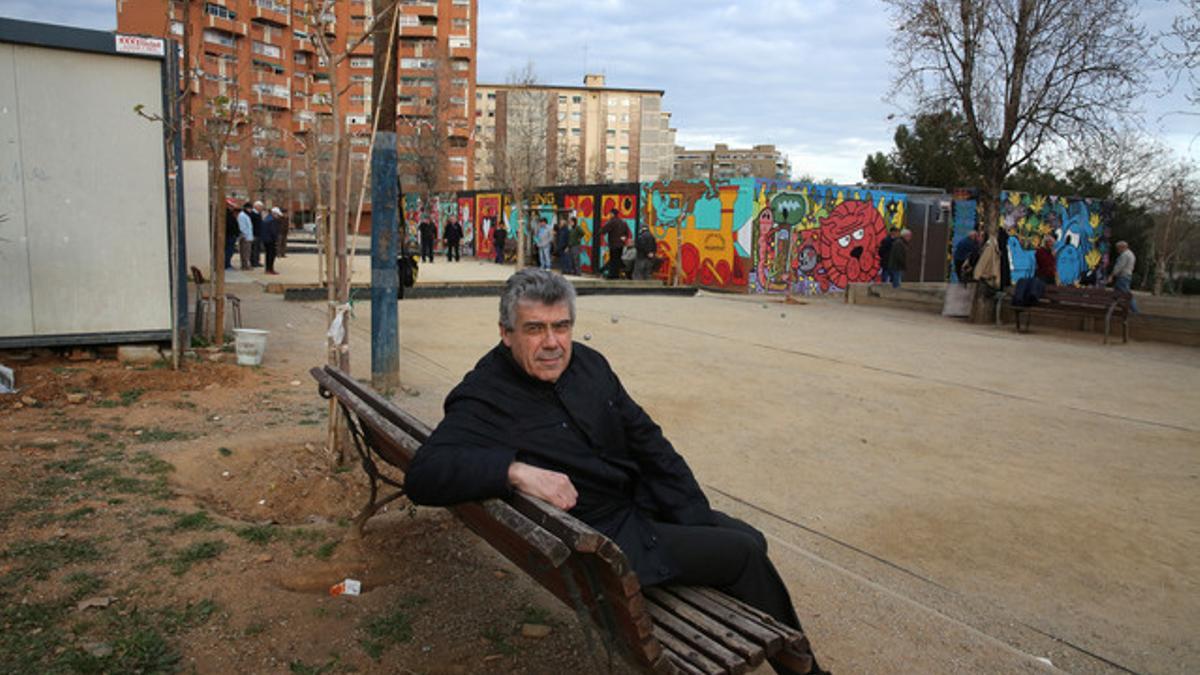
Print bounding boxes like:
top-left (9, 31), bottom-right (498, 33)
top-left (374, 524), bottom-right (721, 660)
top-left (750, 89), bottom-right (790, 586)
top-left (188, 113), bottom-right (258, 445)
top-left (405, 268), bottom-right (823, 675)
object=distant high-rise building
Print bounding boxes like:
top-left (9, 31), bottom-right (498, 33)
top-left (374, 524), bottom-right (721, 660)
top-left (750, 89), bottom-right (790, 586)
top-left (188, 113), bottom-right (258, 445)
top-left (674, 144), bottom-right (791, 181)
top-left (473, 73), bottom-right (675, 189)
top-left (118, 0), bottom-right (478, 221)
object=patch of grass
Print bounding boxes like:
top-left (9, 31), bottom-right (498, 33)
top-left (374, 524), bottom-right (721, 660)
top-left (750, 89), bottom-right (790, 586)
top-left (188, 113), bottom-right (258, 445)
top-left (135, 428), bottom-right (194, 444)
top-left (313, 540), bottom-right (339, 560)
top-left (82, 466), bottom-right (120, 483)
top-left (298, 418), bottom-right (321, 426)
top-left (243, 621), bottom-right (268, 637)
top-left (32, 475), bottom-right (75, 498)
top-left (170, 540), bottom-right (226, 576)
top-left (217, 447), bottom-right (233, 457)
top-left (172, 400), bottom-right (197, 410)
top-left (172, 510), bottom-right (218, 532)
top-left (44, 457), bottom-right (90, 474)
top-left (29, 441), bottom-right (61, 450)
top-left (95, 400), bottom-right (120, 409)
top-left (159, 599), bottom-right (219, 633)
top-left (2, 537), bottom-right (104, 582)
top-left (236, 525), bottom-right (280, 545)
top-left (0, 599), bottom-right (69, 674)
top-left (111, 475), bottom-right (173, 500)
top-left (359, 608), bottom-right (413, 660)
top-left (87, 431), bottom-right (112, 443)
top-left (119, 388), bottom-right (145, 406)
top-left (65, 570), bottom-right (106, 601)
top-left (131, 451), bottom-right (173, 475)
top-left (333, 464), bottom-right (354, 474)
top-left (481, 625), bottom-right (517, 656)
top-left (520, 604), bottom-right (554, 626)
top-left (62, 506), bottom-right (97, 522)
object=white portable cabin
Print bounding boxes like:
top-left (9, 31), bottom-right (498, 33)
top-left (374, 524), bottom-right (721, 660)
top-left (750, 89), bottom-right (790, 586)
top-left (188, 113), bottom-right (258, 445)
top-left (0, 18), bottom-right (186, 349)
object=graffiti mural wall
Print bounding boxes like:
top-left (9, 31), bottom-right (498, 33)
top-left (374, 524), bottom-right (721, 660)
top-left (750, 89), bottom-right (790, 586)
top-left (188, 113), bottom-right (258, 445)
top-left (747, 182), bottom-right (906, 295)
top-left (951, 191), bottom-right (1112, 285)
top-left (640, 179), bottom-right (750, 288)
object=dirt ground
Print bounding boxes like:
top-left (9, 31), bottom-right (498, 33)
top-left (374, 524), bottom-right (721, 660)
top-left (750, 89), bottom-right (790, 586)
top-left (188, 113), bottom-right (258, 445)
top-left (3, 270), bottom-right (1198, 674)
top-left (0, 353), bottom-right (623, 674)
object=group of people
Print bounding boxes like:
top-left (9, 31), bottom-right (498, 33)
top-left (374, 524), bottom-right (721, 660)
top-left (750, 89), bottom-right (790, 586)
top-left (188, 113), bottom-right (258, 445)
top-left (418, 216), bottom-right (466, 263)
top-left (225, 200), bottom-right (289, 275)
top-left (535, 216), bottom-right (587, 274)
top-left (951, 226), bottom-right (1139, 310)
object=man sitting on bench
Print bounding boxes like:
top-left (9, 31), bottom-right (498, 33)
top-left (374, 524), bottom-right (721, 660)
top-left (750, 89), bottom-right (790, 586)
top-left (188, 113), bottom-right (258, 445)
top-left (405, 268), bottom-right (824, 675)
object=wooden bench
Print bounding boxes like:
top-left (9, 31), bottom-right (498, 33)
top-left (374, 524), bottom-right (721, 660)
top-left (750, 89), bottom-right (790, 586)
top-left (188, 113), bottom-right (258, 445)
top-left (1007, 285), bottom-right (1132, 344)
top-left (311, 365), bottom-right (817, 675)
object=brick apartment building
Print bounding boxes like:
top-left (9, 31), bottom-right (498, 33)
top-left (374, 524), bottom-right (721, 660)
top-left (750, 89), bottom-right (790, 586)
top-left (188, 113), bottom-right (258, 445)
top-left (117, 0), bottom-right (478, 223)
top-left (674, 143), bottom-right (791, 181)
top-left (473, 74), bottom-right (676, 189)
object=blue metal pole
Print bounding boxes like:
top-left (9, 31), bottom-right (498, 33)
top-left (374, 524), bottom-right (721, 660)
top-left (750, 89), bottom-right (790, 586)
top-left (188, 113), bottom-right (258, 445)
top-left (370, 131), bottom-right (399, 390)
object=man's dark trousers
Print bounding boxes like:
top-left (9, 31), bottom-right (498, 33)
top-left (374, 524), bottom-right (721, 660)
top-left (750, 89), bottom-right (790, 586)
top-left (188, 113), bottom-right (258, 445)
top-left (446, 243), bottom-right (460, 261)
top-left (420, 237), bottom-right (435, 263)
top-left (655, 511), bottom-right (818, 675)
top-left (607, 245), bottom-right (624, 279)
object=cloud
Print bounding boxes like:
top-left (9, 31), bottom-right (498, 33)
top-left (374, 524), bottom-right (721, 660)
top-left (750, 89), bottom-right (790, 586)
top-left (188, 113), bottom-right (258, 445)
top-left (1, 0), bottom-right (115, 31)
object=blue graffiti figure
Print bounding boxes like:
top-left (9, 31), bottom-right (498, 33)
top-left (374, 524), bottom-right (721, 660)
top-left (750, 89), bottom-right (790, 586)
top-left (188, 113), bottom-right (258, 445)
top-left (1008, 236), bottom-right (1036, 282)
top-left (1054, 202), bottom-right (1094, 285)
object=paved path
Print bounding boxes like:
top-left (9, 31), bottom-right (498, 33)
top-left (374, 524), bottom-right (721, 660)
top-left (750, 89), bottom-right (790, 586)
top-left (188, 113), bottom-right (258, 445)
top-left (227, 265), bottom-right (1200, 674)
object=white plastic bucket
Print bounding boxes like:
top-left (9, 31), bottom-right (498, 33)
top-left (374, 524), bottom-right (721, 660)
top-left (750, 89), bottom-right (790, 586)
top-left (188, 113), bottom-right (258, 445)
top-left (233, 328), bottom-right (269, 366)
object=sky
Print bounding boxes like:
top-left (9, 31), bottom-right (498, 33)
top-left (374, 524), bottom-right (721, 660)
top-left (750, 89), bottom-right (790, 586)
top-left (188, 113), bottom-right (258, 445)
top-left (3, 0), bottom-right (1196, 184)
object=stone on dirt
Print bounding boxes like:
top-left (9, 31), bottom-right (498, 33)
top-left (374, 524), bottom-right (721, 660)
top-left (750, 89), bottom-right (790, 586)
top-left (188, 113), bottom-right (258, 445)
top-left (521, 623), bottom-right (552, 639)
top-left (66, 393), bottom-right (87, 404)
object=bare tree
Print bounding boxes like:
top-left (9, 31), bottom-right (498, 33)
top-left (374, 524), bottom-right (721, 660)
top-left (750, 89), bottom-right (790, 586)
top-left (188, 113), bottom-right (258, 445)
top-left (886, 0), bottom-right (1150, 235)
top-left (497, 61), bottom-right (548, 267)
top-left (1147, 161), bottom-right (1200, 294)
top-left (1164, 0), bottom-right (1200, 111)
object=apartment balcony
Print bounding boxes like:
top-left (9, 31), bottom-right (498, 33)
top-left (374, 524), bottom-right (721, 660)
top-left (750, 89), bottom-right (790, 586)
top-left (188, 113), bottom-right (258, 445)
top-left (201, 38), bottom-right (239, 58)
top-left (347, 122), bottom-right (372, 136)
top-left (449, 45), bottom-right (472, 60)
top-left (250, 2), bottom-right (290, 27)
top-left (398, 23), bottom-right (436, 39)
top-left (292, 35), bottom-right (314, 52)
top-left (252, 70), bottom-right (290, 89)
top-left (346, 35), bottom-right (373, 55)
top-left (204, 14), bottom-right (248, 36)
top-left (292, 117), bottom-right (312, 134)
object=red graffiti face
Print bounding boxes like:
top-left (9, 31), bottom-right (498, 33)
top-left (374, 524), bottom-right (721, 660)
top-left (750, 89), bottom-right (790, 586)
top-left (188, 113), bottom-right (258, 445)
top-left (815, 201), bottom-right (886, 290)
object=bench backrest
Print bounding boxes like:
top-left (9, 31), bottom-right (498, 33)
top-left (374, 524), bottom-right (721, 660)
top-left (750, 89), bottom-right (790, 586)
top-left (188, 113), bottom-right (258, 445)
top-left (312, 366), bottom-right (669, 671)
top-left (1042, 286), bottom-right (1130, 310)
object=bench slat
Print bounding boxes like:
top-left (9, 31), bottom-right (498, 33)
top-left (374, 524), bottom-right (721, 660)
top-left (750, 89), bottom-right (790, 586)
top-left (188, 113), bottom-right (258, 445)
top-left (645, 588), bottom-right (763, 666)
top-left (661, 646), bottom-right (706, 675)
top-left (668, 587), bottom-right (783, 651)
top-left (693, 588), bottom-right (809, 652)
top-left (654, 627), bottom-right (726, 675)
top-left (645, 597), bottom-right (749, 674)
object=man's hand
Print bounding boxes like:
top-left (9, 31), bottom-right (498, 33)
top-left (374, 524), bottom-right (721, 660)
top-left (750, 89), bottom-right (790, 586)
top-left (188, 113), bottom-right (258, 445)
top-left (507, 461), bottom-right (577, 511)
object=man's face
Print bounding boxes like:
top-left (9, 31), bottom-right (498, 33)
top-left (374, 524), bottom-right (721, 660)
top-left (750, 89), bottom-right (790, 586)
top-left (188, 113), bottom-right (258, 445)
top-left (501, 300), bottom-right (573, 383)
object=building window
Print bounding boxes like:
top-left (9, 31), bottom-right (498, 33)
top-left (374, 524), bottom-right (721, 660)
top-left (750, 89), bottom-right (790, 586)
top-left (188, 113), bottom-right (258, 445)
top-left (170, 21), bottom-right (184, 36)
top-left (349, 57), bottom-right (372, 69)
top-left (294, 52), bottom-right (308, 64)
top-left (205, 3), bottom-right (236, 20)
top-left (252, 41), bottom-right (282, 59)
top-left (572, 95), bottom-right (581, 104)
top-left (202, 30), bottom-right (236, 48)
top-left (449, 36), bottom-right (470, 49)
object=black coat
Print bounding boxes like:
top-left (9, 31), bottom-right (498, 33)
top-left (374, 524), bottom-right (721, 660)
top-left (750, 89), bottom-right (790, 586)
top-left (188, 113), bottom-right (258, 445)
top-left (405, 342), bottom-right (715, 586)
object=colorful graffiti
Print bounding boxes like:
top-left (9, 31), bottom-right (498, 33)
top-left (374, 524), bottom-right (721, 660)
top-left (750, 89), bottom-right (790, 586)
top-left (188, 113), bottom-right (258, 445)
top-left (563, 194), bottom-right (596, 272)
top-left (748, 183), bottom-right (906, 294)
top-left (475, 193), bottom-right (502, 259)
top-left (641, 180), bottom-right (747, 287)
top-left (951, 191), bottom-right (1112, 285)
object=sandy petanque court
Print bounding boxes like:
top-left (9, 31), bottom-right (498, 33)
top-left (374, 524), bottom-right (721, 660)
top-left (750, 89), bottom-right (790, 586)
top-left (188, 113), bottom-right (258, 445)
top-left (288, 280), bottom-right (1197, 675)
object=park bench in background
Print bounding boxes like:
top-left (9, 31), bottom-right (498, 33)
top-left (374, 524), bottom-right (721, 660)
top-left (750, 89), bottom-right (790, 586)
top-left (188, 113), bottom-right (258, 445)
top-left (312, 365), bottom-right (817, 675)
top-left (1005, 286), bottom-right (1131, 344)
